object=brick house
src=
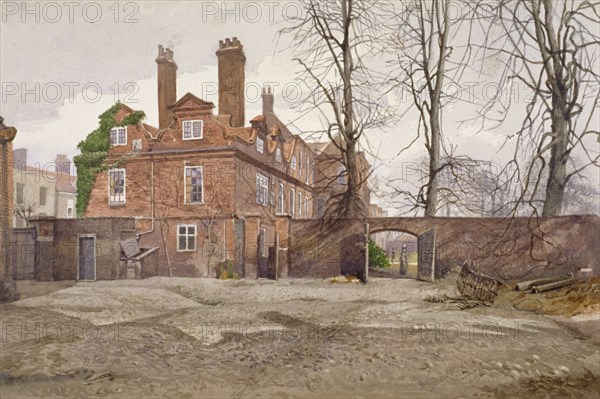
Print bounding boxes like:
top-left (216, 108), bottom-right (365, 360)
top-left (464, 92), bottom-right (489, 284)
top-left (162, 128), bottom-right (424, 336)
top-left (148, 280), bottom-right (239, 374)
top-left (85, 38), bottom-right (372, 279)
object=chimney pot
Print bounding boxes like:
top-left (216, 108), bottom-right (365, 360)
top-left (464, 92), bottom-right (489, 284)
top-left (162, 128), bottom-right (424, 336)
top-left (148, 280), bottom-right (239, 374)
top-left (216, 37), bottom-right (246, 127)
top-left (54, 154), bottom-right (72, 175)
top-left (156, 44), bottom-right (178, 129)
top-left (13, 148), bottom-right (27, 171)
top-left (262, 86), bottom-right (274, 115)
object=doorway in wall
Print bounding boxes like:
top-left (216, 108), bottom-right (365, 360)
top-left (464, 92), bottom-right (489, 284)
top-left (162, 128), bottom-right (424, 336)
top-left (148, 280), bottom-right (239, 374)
top-left (78, 235), bottom-right (96, 281)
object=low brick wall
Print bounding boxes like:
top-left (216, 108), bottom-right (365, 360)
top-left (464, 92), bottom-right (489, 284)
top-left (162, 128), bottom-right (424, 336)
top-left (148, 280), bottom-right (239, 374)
top-left (288, 215), bottom-right (600, 282)
top-left (29, 217), bottom-right (137, 281)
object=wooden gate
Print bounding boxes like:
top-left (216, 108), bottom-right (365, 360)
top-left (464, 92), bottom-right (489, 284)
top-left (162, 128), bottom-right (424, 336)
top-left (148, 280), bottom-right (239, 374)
top-left (78, 235), bottom-right (96, 281)
top-left (417, 228), bottom-right (435, 282)
top-left (234, 219), bottom-right (245, 278)
top-left (12, 227), bottom-right (36, 280)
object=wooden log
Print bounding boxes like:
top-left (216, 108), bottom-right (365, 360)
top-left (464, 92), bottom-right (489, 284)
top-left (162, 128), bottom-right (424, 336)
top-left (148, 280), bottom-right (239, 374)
top-left (516, 276), bottom-right (566, 291)
top-left (532, 278), bottom-right (579, 294)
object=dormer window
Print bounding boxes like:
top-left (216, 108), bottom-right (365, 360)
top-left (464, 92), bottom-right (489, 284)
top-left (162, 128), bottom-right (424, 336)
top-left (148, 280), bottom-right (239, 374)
top-left (110, 127), bottom-right (127, 146)
top-left (183, 120), bottom-right (203, 140)
top-left (257, 137), bottom-right (264, 153)
top-left (275, 147), bottom-right (282, 163)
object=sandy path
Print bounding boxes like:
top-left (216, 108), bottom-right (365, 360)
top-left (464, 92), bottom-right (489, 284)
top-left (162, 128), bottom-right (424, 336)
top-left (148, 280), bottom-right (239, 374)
top-left (1, 275), bottom-right (598, 398)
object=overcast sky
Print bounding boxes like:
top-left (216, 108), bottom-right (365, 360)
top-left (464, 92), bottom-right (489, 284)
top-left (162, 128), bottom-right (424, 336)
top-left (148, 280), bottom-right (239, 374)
top-left (1, 1), bottom-right (598, 213)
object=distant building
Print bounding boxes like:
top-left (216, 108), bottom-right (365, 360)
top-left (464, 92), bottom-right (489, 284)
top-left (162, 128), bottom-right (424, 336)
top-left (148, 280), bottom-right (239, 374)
top-left (12, 149), bottom-right (77, 227)
top-left (369, 204), bottom-right (388, 218)
top-left (308, 135), bottom-right (372, 218)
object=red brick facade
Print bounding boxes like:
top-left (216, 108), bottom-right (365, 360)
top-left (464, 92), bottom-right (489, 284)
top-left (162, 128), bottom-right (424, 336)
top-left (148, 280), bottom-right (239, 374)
top-left (84, 40), bottom-right (349, 278)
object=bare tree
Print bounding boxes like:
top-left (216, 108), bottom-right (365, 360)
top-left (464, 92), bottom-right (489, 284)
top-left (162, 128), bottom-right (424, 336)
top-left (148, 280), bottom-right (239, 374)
top-left (13, 202), bottom-right (38, 227)
top-left (472, 0), bottom-right (600, 216)
top-left (279, 0), bottom-right (391, 219)
top-left (385, 0), bottom-right (465, 216)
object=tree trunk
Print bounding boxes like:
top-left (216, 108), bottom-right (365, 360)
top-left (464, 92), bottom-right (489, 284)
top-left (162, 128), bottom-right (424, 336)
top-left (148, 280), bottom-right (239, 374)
top-left (339, 0), bottom-right (366, 219)
top-left (344, 144), bottom-right (366, 218)
top-left (424, 105), bottom-right (441, 217)
top-left (421, 0), bottom-right (447, 217)
top-left (542, 95), bottom-right (569, 216)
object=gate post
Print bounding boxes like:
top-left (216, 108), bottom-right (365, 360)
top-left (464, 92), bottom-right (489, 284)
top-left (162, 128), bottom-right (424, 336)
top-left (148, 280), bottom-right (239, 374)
top-left (364, 222), bottom-right (369, 283)
top-left (0, 117), bottom-right (18, 301)
top-left (275, 233), bottom-right (279, 280)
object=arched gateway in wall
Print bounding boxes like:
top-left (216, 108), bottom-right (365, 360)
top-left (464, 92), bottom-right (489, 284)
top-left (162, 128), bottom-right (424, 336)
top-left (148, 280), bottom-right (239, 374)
top-left (287, 215), bottom-right (600, 283)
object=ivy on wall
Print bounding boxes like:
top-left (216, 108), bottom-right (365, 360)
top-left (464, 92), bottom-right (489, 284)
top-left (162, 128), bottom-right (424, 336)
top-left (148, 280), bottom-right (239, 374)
top-left (74, 102), bottom-right (145, 216)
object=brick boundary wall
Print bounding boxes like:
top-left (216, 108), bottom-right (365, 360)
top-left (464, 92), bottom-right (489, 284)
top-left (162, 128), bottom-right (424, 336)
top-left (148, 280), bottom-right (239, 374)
top-left (28, 217), bottom-right (137, 281)
top-left (288, 215), bottom-right (600, 282)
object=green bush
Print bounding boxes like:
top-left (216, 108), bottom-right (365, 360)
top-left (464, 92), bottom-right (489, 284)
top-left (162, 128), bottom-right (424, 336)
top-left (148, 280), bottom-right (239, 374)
top-left (368, 239), bottom-right (390, 269)
top-left (217, 260), bottom-right (239, 279)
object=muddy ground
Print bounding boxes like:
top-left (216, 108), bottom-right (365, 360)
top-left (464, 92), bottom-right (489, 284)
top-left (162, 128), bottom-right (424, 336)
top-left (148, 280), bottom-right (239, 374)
top-left (1, 273), bottom-right (599, 399)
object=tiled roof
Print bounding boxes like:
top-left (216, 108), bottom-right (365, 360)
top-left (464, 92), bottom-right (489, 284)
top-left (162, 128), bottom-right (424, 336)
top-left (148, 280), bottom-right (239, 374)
top-left (23, 166), bottom-right (77, 194)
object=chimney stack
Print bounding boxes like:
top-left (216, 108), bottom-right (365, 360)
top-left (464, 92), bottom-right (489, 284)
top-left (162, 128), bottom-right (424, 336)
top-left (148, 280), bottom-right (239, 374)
top-left (54, 154), bottom-right (71, 175)
top-left (262, 86), bottom-right (274, 116)
top-left (13, 148), bottom-right (27, 171)
top-left (216, 37), bottom-right (246, 127)
top-left (156, 45), bottom-right (178, 130)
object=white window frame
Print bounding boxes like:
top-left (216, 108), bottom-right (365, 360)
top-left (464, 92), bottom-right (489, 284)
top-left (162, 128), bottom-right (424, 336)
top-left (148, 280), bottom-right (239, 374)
top-left (298, 192), bottom-right (303, 218)
top-left (67, 199), bottom-right (74, 218)
top-left (305, 157), bottom-right (310, 184)
top-left (256, 172), bottom-right (269, 206)
top-left (299, 150), bottom-right (303, 176)
top-left (304, 195), bottom-right (309, 217)
top-left (277, 183), bottom-right (284, 213)
top-left (275, 147), bottom-right (282, 163)
top-left (256, 137), bottom-right (265, 153)
top-left (182, 120), bottom-right (203, 140)
top-left (184, 166), bottom-right (204, 204)
top-left (291, 155), bottom-right (297, 170)
top-left (290, 188), bottom-right (295, 218)
top-left (110, 127), bottom-right (127, 146)
top-left (177, 224), bottom-right (197, 252)
top-left (108, 168), bottom-right (126, 205)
